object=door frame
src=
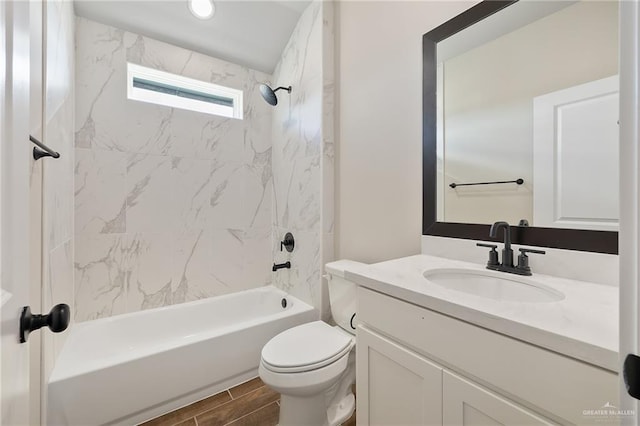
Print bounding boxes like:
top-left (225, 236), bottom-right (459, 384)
top-left (619, 1), bottom-right (640, 424)
top-left (1, 1), bottom-right (34, 424)
top-left (28, 1), bottom-right (45, 424)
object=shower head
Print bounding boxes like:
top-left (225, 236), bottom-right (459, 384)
top-left (259, 84), bottom-right (292, 106)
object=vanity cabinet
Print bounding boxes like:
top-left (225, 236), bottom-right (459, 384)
top-left (356, 287), bottom-right (619, 426)
top-left (443, 371), bottom-right (550, 425)
top-left (358, 326), bottom-right (551, 426)
top-left (357, 326), bottom-right (443, 425)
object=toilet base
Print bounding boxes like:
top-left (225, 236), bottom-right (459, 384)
top-left (278, 392), bottom-right (354, 426)
top-left (327, 392), bottom-right (355, 426)
top-left (279, 393), bottom-right (330, 426)
top-left (277, 352), bottom-right (355, 426)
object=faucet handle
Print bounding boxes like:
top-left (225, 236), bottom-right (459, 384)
top-left (476, 243), bottom-right (499, 267)
top-left (476, 243), bottom-right (497, 249)
top-left (476, 243), bottom-right (498, 249)
top-left (280, 232), bottom-right (295, 252)
top-left (518, 248), bottom-right (546, 255)
top-left (516, 248), bottom-right (546, 275)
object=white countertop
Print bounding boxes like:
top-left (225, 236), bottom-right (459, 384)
top-left (345, 254), bottom-right (619, 372)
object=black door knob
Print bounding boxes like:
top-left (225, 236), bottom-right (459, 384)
top-left (20, 303), bottom-right (70, 343)
top-left (624, 354), bottom-right (640, 400)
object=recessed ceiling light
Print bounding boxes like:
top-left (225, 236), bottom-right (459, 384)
top-left (188, 0), bottom-right (215, 20)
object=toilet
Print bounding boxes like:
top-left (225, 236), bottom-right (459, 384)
top-left (259, 260), bottom-right (364, 426)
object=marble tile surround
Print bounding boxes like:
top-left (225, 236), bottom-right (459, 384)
top-left (271, 0), bottom-right (335, 317)
top-left (74, 18), bottom-right (274, 321)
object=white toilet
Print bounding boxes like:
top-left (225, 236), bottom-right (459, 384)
top-left (259, 260), bottom-right (364, 426)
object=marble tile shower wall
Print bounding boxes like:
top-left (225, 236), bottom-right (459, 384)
top-left (321, 0), bottom-right (336, 320)
top-left (74, 18), bottom-right (273, 321)
top-left (271, 0), bottom-right (335, 317)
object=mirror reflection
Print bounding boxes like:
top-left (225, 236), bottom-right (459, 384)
top-left (435, 0), bottom-right (619, 231)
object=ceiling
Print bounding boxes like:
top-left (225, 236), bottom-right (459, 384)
top-left (73, 0), bottom-right (311, 74)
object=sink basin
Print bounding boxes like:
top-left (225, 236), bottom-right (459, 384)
top-left (423, 268), bottom-right (565, 303)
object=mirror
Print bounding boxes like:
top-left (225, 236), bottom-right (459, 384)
top-left (423, 0), bottom-right (618, 253)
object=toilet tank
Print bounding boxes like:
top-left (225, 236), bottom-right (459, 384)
top-left (325, 260), bottom-right (367, 335)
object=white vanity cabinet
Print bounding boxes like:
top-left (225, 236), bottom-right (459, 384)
top-left (442, 371), bottom-right (551, 425)
top-left (357, 326), bottom-right (443, 425)
top-left (358, 326), bottom-right (551, 426)
top-left (356, 287), bottom-right (619, 426)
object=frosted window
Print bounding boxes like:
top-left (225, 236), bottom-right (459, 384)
top-left (127, 63), bottom-right (243, 119)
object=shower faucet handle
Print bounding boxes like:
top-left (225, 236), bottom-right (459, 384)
top-left (280, 232), bottom-right (295, 252)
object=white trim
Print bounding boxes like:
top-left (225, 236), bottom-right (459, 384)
top-left (126, 62), bottom-right (243, 119)
top-left (1, 1), bottom-right (32, 424)
top-left (619, 0), bottom-right (640, 423)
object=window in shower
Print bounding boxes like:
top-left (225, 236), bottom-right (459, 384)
top-left (126, 63), bottom-right (243, 119)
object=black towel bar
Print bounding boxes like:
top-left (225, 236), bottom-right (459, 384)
top-left (449, 178), bottom-right (524, 189)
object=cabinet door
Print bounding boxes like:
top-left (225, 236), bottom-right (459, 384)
top-left (443, 371), bottom-right (553, 426)
top-left (357, 326), bottom-right (443, 426)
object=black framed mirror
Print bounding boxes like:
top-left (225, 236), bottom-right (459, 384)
top-left (422, 0), bottom-right (618, 254)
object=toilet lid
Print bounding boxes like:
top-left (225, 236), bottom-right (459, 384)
top-left (261, 321), bottom-right (353, 373)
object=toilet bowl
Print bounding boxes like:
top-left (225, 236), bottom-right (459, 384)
top-left (259, 260), bottom-right (365, 426)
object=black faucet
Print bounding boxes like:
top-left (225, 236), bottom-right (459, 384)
top-left (477, 221), bottom-right (546, 276)
top-left (272, 261), bottom-right (291, 272)
top-left (489, 221), bottom-right (513, 268)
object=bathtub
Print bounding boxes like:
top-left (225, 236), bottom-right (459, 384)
top-left (47, 286), bottom-right (316, 425)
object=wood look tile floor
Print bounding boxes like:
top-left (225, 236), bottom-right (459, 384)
top-left (139, 378), bottom-right (356, 426)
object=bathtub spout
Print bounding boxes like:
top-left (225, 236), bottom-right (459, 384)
top-left (272, 261), bottom-right (291, 272)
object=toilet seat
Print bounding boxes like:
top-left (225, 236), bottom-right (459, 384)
top-left (261, 321), bottom-right (354, 373)
top-left (258, 349), bottom-right (351, 397)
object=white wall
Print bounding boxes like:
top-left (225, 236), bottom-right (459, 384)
top-left (335, 0), bottom-right (477, 263)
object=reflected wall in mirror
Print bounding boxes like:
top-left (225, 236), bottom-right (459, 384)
top-left (423, 0), bottom-right (618, 253)
top-left (436, 0), bottom-right (618, 231)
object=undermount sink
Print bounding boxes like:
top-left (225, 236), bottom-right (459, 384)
top-left (423, 268), bottom-right (565, 303)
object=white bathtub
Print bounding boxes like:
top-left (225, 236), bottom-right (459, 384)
top-left (48, 286), bottom-right (316, 425)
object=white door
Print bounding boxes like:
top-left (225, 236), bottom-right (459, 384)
top-left (1, 1), bottom-right (34, 425)
top-left (533, 75), bottom-right (619, 231)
